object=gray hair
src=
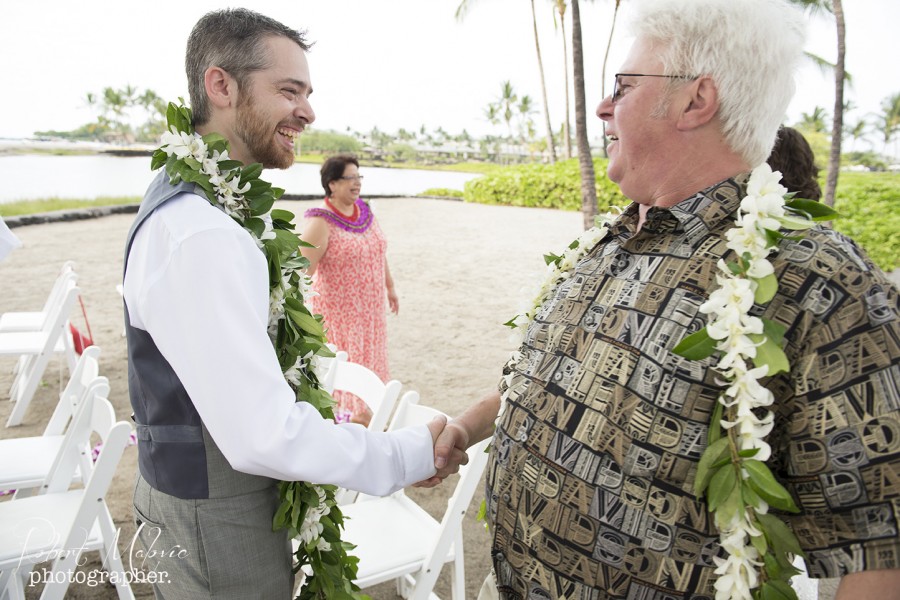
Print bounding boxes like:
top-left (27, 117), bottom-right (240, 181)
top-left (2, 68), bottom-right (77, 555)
top-left (632, 0), bottom-right (805, 166)
top-left (186, 8), bottom-right (311, 126)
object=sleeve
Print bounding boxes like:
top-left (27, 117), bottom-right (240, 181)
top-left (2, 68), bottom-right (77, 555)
top-left (134, 221), bottom-right (436, 496)
top-left (776, 248), bottom-right (900, 578)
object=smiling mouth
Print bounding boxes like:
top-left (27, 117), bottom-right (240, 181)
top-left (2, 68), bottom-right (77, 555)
top-left (607, 135), bottom-right (619, 142)
top-left (277, 127), bottom-right (301, 145)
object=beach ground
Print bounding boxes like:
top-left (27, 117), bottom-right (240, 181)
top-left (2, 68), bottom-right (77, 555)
top-left (0, 198), bottom-right (847, 599)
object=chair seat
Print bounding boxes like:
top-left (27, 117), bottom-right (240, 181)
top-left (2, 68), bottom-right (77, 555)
top-left (341, 495), bottom-right (454, 587)
top-left (0, 435), bottom-right (67, 489)
top-left (0, 312), bottom-right (45, 332)
top-left (0, 331), bottom-right (51, 355)
top-left (0, 489), bottom-right (104, 569)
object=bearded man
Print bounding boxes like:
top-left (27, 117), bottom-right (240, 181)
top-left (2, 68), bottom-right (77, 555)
top-left (123, 9), bottom-right (460, 598)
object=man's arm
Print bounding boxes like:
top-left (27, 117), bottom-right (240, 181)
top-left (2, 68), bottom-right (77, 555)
top-left (835, 570), bottom-right (900, 600)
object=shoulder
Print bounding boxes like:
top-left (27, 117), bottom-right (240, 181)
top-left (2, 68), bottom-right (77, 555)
top-left (773, 225), bottom-right (898, 337)
top-left (136, 191), bottom-right (250, 255)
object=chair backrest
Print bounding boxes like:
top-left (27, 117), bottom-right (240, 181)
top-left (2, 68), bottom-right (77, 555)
top-left (38, 262), bottom-right (78, 316)
top-left (40, 277), bottom-right (79, 335)
top-left (331, 360), bottom-right (402, 433)
top-left (40, 378), bottom-right (113, 495)
top-left (43, 345), bottom-right (103, 436)
top-left (320, 349), bottom-right (348, 394)
top-left (33, 393), bottom-right (132, 595)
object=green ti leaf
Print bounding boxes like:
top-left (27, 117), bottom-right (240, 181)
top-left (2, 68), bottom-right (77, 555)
top-left (672, 327), bottom-right (717, 360)
top-left (744, 460), bottom-right (799, 513)
top-left (707, 464), bottom-right (738, 512)
top-left (785, 198), bottom-right (839, 221)
top-left (760, 578), bottom-right (799, 600)
top-left (748, 334), bottom-right (790, 376)
top-left (694, 437), bottom-right (731, 497)
top-left (754, 273), bottom-right (778, 304)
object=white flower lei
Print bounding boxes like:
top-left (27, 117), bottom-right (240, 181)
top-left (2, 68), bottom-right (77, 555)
top-left (155, 103), bottom-right (362, 599)
top-left (495, 165), bottom-right (837, 600)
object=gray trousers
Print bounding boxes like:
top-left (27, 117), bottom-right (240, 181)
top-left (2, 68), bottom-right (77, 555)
top-left (132, 475), bottom-right (293, 599)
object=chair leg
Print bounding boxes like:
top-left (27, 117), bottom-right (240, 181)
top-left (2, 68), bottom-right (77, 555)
top-left (1, 568), bottom-right (26, 600)
top-left (96, 505), bottom-right (136, 599)
top-left (6, 350), bottom-right (51, 427)
top-left (450, 532), bottom-right (465, 600)
top-left (62, 327), bottom-right (77, 375)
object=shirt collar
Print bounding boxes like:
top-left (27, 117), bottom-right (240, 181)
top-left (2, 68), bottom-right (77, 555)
top-left (613, 174), bottom-right (750, 240)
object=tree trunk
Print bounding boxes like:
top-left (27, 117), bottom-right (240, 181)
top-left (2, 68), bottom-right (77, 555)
top-left (572, 0), bottom-right (597, 229)
top-left (559, 6), bottom-right (572, 159)
top-left (600, 1), bottom-right (622, 157)
top-left (530, 0), bottom-right (557, 163)
top-left (825, 0), bottom-right (844, 208)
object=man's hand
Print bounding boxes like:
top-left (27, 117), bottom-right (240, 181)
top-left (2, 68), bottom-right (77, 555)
top-left (416, 416), bottom-right (470, 488)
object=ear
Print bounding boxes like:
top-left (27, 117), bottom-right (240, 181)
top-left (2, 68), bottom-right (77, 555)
top-left (328, 180), bottom-right (336, 195)
top-left (204, 66), bottom-right (238, 110)
top-left (677, 76), bottom-right (719, 131)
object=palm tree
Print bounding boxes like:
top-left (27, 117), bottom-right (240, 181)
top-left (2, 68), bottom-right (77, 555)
top-left (799, 106), bottom-right (829, 133)
top-left (553, 0), bottom-right (572, 159)
top-left (844, 118), bottom-right (868, 152)
top-left (517, 94), bottom-right (537, 147)
top-left (875, 92), bottom-right (900, 156)
top-left (456, 0), bottom-right (557, 163)
top-left (571, 0), bottom-right (597, 229)
top-left (789, 0), bottom-right (844, 207)
top-left (497, 80), bottom-right (518, 142)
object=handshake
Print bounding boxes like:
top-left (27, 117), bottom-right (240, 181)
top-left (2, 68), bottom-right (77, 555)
top-left (416, 415), bottom-right (473, 488)
top-left (413, 391), bottom-right (501, 488)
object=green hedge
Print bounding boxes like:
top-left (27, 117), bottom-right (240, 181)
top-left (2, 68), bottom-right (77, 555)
top-left (463, 161), bottom-right (899, 272)
top-left (462, 158), bottom-right (628, 214)
top-left (831, 172), bottom-right (900, 272)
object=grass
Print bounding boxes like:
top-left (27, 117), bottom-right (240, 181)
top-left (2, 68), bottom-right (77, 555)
top-left (0, 196), bottom-right (141, 217)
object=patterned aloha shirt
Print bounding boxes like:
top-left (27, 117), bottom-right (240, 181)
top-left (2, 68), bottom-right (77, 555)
top-left (484, 175), bottom-right (900, 599)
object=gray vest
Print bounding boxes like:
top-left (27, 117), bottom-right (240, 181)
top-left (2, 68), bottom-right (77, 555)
top-left (124, 170), bottom-right (275, 499)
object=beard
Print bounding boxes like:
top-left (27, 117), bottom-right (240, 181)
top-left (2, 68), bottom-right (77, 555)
top-left (234, 94), bottom-right (295, 170)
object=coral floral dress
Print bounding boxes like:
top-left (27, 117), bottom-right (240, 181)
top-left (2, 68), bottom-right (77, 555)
top-left (304, 199), bottom-right (389, 421)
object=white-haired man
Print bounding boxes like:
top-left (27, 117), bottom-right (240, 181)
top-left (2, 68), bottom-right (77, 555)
top-left (436, 0), bottom-right (900, 598)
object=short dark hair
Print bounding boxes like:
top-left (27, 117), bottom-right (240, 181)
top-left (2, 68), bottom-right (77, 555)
top-left (320, 154), bottom-right (360, 197)
top-left (186, 8), bottom-right (311, 126)
top-left (767, 126), bottom-right (822, 201)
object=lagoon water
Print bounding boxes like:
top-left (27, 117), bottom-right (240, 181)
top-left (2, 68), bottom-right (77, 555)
top-left (0, 154), bottom-right (480, 203)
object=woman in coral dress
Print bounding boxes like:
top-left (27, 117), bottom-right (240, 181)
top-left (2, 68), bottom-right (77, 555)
top-left (300, 154), bottom-right (398, 426)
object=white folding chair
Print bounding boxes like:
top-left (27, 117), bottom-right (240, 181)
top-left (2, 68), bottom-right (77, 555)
top-left (0, 348), bottom-right (107, 497)
top-left (1, 278), bottom-right (80, 426)
top-left (329, 360), bottom-right (403, 504)
top-left (319, 349), bottom-right (348, 394)
top-left (0, 262), bottom-right (78, 373)
top-left (0, 393), bottom-right (135, 600)
top-left (331, 360), bottom-right (402, 433)
top-left (337, 391), bottom-right (491, 600)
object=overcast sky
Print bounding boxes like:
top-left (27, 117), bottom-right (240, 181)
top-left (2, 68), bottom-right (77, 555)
top-left (1, 1), bottom-right (896, 147)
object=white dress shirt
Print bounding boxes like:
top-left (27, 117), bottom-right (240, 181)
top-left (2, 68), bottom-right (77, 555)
top-left (124, 192), bottom-right (435, 496)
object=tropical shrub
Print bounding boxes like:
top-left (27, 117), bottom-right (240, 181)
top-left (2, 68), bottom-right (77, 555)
top-left (462, 158), bottom-right (628, 213)
top-left (299, 129), bottom-right (362, 154)
top-left (463, 161), bottom-right (898, 272)
top-left (420, 188), bottom-right (464, 198)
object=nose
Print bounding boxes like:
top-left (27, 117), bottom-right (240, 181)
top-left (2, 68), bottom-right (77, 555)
top-left (597, 95), bottom-right (613, 122)
top-left (296, 96), bottom-right (315, 125)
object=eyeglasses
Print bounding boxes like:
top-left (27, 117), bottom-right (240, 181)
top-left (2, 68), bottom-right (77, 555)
top-left (611, 73), bottom-right (697, 103)
top-left (338, 175), bottom-right (364, 182)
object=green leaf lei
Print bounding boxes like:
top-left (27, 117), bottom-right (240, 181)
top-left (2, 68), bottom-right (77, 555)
top-left (671, 165), bottom-right (837, 600)
top-left (152, 101), bottom-right (363, 600)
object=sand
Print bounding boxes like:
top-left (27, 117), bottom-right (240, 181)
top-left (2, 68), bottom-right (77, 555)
top-left (0, 197), bottom-right (584, 599)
